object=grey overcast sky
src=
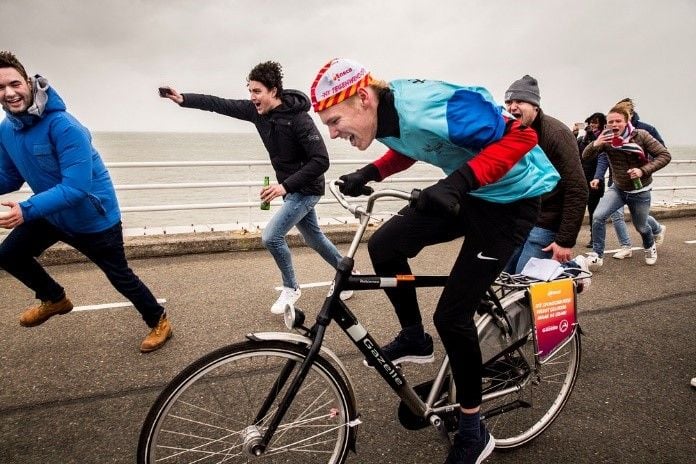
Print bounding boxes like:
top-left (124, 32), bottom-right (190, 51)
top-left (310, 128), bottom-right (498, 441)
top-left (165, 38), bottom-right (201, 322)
top-left (3, 0), bottom-right (695, 144)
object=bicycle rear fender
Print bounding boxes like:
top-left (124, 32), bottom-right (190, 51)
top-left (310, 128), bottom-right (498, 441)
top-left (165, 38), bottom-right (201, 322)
top-left (246, 331), bottom-right (359, 414)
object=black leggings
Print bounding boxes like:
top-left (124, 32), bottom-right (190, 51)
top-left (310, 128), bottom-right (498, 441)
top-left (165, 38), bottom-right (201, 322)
top-left (368, 195), bottom-right (539, 408)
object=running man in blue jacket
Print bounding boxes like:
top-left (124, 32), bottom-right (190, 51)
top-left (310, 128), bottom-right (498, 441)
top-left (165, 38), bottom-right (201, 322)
top-left (0, 51), bottom-right (171, 353)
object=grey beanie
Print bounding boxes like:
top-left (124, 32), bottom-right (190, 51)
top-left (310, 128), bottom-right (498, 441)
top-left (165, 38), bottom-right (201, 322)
top-left (504, 75), bottom-right (540, 107)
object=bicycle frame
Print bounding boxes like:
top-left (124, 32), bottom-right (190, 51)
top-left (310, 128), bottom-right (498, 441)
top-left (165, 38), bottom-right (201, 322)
top-left (139, 183), bottom-right (589, 462)
top-left (250, 182), bottom-right (531, 451)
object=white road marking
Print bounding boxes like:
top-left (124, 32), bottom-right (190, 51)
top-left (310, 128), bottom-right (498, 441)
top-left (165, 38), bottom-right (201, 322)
top-left (72, 298), bottom-right (167, 312)
top-left (604, 246), bottom-right (642, 253)
top-left (275, 282), bottom-right (332, 291)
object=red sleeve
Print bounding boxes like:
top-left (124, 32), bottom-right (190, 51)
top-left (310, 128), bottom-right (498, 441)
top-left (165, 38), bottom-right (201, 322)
top-left (373, 148), bottom-right (417, 179)
top-left (466, 118), bottom-right (538, 186)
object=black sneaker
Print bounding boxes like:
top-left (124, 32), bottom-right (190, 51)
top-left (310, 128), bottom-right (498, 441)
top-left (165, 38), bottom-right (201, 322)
top-left (364, 331), bottom-right (435, 367)
top-left (445, 423), bottom-right (495, 464)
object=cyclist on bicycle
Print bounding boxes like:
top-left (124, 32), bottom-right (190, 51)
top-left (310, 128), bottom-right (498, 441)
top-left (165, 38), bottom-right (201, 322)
top-left (310, 58), bottom-right (559, 463)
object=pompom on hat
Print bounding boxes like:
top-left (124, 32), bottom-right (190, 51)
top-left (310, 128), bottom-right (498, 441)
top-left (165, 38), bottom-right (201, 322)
top-left (310, 58), bottom-right (373, 112)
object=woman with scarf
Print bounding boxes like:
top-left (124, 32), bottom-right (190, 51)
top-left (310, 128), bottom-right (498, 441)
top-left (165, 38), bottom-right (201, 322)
top-left (582, 105), bottom-right (670, 267)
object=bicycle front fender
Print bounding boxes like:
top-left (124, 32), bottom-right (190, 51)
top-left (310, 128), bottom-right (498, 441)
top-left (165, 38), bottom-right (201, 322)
top-left (246, 331), bottom-right (358, 414)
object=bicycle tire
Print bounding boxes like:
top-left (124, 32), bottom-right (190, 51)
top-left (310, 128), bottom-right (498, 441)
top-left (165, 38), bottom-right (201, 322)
top-left (480, 292), bottom-right (581, 449)
top-left (137, 340), bottom-right (356, 463)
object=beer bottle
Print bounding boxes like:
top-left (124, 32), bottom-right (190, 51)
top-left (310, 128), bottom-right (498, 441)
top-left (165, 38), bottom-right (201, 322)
top-left (632, 177), bottom-right (643, 190)
top-left (260, 176), bottom-right (271, 210)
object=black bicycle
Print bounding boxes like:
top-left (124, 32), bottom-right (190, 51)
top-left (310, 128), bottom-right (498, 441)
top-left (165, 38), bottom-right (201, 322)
top-left (137, 181), bottom-right (587, 463)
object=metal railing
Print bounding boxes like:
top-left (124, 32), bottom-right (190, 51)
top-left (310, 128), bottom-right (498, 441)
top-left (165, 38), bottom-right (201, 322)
top-left (9, 159), bottom-right (696, 235)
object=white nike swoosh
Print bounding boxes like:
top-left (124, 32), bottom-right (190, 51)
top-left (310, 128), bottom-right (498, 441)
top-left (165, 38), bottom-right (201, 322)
top-left (476, 252), bottom-right (498, 261)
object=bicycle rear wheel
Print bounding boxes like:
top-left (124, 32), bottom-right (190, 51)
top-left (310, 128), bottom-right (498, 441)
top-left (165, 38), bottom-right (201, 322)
top-left (138, 340), bottom-right (355, 463)
top-left (480, 294), bottom-right (581, 449)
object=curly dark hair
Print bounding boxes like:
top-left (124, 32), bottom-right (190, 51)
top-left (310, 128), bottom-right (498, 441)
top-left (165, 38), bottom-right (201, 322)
top-left (0, 51), bottom-right (29, 81)
top-left (585, 112), bottom-right (606, 128)
top-left (247, 61), bottom-right (283, 96)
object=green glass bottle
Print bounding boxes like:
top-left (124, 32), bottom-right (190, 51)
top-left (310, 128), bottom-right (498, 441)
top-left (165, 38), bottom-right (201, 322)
top-left (260, 176), bottom-right (271, 210)
top-left (632, 177), bottom-right (643, 190)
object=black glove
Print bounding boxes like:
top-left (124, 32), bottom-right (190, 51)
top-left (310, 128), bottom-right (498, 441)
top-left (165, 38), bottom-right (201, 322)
top-left (338, 163), bottom-right (381, 196)
top-left (410, 180), bottom-right (461, 216)
top-left (409, 167), bottom-right (478, 217)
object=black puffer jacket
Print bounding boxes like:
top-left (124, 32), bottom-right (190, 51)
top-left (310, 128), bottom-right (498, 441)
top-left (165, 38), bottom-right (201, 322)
top-left (181, 90), bottom-right (329, 195)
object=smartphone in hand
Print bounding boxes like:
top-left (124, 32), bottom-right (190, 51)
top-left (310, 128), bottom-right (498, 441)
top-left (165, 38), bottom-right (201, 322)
top-left (158, 87), bottom-right (172, 97)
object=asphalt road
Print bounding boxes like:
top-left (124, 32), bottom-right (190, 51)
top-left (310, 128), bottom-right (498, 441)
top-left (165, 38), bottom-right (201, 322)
top-left (1, 217), bottom-right (695, 463)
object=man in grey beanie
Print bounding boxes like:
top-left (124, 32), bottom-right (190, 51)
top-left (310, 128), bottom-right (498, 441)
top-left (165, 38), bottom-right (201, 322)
top-left (504, 75), bottom-right (589, 273)
top-left (504, 74), bottom-right (541, 107)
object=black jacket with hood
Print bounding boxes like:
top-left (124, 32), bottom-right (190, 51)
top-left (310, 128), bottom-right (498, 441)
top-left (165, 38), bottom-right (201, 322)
top-left (181, 90), bottom-right (329, 195)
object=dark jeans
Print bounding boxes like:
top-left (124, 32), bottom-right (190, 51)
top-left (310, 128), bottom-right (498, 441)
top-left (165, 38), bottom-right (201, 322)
top-left (368, 195), bottom-right (540, 409)
top-left (0, 219), bottom-right (164, 327)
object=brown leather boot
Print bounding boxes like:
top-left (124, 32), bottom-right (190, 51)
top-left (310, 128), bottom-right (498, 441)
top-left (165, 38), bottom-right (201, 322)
top-left (19, 297), bottom-right (74, 327)
top-left (140, 314), bottom-right (172, 353)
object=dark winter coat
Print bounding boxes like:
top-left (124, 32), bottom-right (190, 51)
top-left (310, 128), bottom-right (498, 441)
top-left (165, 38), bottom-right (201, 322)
top-left (529, 109), bottom-right (588, 248)
top-left (582, 129), bottom-right (670, 192)
top-left (181, 90), bottom-right (329, 195)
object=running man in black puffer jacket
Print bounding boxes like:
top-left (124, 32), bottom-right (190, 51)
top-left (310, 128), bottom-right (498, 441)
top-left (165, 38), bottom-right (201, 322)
top-left (160, 61), bottom-right (351, 313)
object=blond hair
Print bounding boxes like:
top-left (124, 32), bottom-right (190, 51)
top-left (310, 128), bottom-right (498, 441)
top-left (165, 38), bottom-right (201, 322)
top-left (607, 105), bottom-right (630, 122)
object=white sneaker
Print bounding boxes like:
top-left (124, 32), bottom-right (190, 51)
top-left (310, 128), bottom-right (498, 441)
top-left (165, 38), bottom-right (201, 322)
top-left (644, 244), bottom-right (657, 265)
top-left (691, 377), bottom-right (696, 388)
top-left (271, 287), bottom-right (301, 314)
top-left (586, 252), bottom-right (604, 268)
top-left (572, 255), bottom-right (591, 293)
top-left (654, 225), bottom-right (666, 246)
top-left (612, 246), bottom-right (633, 259)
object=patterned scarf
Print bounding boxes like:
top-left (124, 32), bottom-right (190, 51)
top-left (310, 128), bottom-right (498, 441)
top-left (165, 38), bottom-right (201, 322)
top-left (611, 122), bottom-right (648, 164)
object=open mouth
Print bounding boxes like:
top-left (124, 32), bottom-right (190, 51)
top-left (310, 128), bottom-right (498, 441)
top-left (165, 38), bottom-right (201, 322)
top-left (3, 97), bottom-right (24, 112)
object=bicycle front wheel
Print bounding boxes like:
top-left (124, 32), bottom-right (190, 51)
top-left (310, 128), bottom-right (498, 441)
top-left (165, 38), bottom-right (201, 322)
top-left (138, 340), bottom-right (355, 463)
top-left (481, 295), bottom-right (581, 449)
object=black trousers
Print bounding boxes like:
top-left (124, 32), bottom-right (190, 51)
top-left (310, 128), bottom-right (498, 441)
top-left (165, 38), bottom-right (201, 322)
top-left (587, 179), bottom-right (605, 237)
top-left (368, 194), bottom-right (539, 408)
top-left (0, 219), bottom-right (164, 327)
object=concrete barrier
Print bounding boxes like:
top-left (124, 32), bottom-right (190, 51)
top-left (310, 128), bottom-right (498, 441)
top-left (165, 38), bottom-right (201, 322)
top-left (32, 202), bottom-right (696, 266)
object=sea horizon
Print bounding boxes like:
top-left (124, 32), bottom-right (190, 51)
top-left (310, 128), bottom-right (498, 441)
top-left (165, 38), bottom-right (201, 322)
top-left (1, 132), bottom-right (694, 233)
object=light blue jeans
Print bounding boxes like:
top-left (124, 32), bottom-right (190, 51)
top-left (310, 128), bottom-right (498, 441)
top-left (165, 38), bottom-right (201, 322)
top-left (610, 208), bottom-right (662, 247)
top-left (261, 192), bottom-right (342, 289)
top-left (592, 185), bottom-right (654, 258)
top-left (506, 226), bottom-right (557, 274)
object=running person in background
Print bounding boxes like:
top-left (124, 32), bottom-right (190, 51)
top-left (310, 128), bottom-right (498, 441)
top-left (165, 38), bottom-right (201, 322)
top-left (577, 112), bottom-right (608, 248)
top-left (0, 51), bottom-right (171, 353)
top-left (160, 61), bottom-right (352, 314)
top-left (502, 75), bottom-right (588, 273)
top-left (582, 105), bottom-right (670, 267)
top-left (311, 58), bottom-right (559, 464)
top-left (603, 97), bottom-right (668, 258)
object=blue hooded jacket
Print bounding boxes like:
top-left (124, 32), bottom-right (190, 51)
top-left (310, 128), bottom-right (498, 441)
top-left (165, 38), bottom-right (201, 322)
top-left (0, 78), bottom-right (120, 233)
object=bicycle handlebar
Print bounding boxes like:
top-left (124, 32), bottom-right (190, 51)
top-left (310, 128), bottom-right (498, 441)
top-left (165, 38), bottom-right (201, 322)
top-left (329, 180), bottom-right (413, 219)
